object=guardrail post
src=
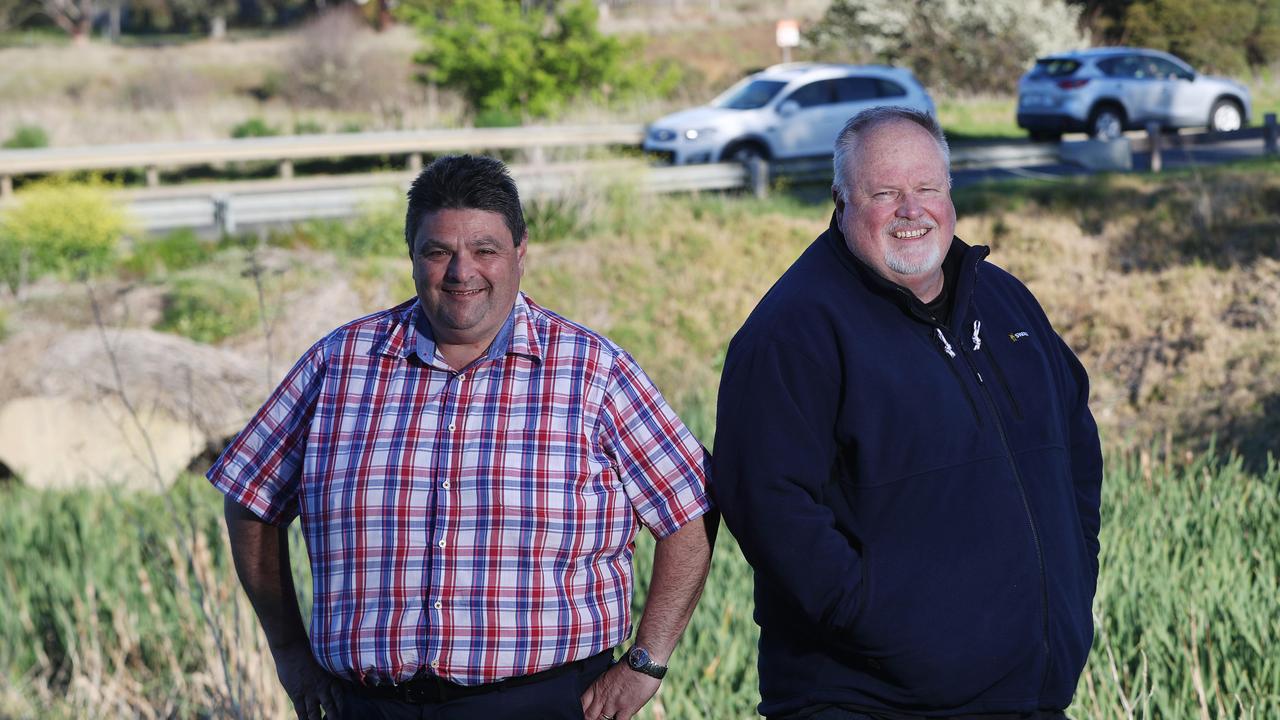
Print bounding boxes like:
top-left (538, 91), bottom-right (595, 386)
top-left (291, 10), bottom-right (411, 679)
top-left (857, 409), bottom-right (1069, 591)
top-left (747, 157), bottom-right (769, 198)
top-left (409, 153), bottom-right (423, 174)
top-left (279, 160), bottom-right (294, 180)
top-left (145, 166), bottom-right (160, 187)
top-left (1, 175), bottom-right (11, 199)
top-left (1266, 113), bottom-right (1278, 156)
top-left (213, 194), bottom-right (235, 236)
top-left (1146, 122), bottom-right (1162, 173)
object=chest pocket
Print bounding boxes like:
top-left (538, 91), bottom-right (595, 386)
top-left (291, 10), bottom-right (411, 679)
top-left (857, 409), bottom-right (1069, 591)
top-left (969, 319), bottom-right (1066, 449)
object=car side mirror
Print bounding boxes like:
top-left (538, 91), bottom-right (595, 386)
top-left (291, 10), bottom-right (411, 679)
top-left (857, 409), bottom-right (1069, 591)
top-left (778, 100), bottom-right (800, 117)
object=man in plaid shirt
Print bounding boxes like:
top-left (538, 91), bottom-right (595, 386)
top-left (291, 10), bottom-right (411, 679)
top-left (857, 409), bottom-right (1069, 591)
top-left (210, 155), bottom-right (714, 720)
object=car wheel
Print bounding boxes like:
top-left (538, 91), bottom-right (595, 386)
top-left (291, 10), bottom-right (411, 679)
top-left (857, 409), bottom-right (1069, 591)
top-left (1209, 99), bottom-right (1243, 133)
top-left (1089, 106), bottom-right (1125, 141)
top-left (722, 142), bottom-right (767, 164)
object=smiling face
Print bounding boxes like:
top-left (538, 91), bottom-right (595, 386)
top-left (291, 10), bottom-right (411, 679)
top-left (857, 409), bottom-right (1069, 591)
top-left (412, 208), bottom-right (526, 357)
top-left (834, 119), bottom-right (956, 302)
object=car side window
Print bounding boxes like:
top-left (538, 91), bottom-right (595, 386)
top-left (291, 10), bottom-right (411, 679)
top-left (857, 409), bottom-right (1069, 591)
top-left (875, 79), bottom-right (907, 98)
top-left (785, 79), bottom-right (837, 108)
top-left (1099, 56), bottom-right (1143, 79)
top-left (835, 77), bottom-right (878, 102)
top-left (1148, 58), bottom-right (1183, 80)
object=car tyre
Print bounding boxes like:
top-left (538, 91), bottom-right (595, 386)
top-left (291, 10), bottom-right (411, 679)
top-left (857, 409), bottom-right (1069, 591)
top-left (721, 142), bottom-right (768, 164)
top-left (1088, 105), bottom-right (1125, 141)
top-left (1208, 99), bottom-right (1243, 133)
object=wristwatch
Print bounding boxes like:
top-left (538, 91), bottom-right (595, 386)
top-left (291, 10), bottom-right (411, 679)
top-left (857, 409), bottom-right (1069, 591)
top-left (625, 645), bottom-right (668, 679)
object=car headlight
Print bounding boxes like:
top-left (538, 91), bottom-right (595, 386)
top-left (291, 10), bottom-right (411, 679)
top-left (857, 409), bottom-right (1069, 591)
top-left (684, 128), bottom-right (717, 141)
top-left (648, 128), bottom-right (677, 142)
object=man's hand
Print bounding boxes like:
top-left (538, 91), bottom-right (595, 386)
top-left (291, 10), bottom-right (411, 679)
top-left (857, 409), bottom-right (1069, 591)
top-left (580, 662), bottom-right (661, 720)
top-left (273, 642), bottom-right (345, 720)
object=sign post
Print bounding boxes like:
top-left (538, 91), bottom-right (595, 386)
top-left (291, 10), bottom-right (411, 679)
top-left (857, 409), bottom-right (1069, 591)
top-left (776, 19), bottom-right (799, 63)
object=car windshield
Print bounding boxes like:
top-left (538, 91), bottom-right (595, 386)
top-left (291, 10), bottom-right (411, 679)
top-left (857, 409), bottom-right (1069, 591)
top-left (711, 79), bottom-right (787, 109)
top-left (1030, 59), bottom-right (1081, 77)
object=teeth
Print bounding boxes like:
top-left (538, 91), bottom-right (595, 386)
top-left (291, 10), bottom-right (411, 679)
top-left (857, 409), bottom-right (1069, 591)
top-left (893, 228), bottom-right (928, 239)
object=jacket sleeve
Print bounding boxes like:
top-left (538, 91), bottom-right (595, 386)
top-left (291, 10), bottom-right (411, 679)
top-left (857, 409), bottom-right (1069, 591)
top-left (1059, 334), bottom-right (1103, 580)
top-left (713, 337), bottom-right (865, 633)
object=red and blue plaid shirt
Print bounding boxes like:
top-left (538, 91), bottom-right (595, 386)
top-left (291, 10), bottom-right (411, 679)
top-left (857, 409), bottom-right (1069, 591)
top-left (208, 293), bottom-right (711, 685)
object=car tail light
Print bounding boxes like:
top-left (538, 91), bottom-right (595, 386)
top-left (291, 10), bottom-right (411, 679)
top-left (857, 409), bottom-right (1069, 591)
top-left (1056, 79), bottom-right (1089, 90)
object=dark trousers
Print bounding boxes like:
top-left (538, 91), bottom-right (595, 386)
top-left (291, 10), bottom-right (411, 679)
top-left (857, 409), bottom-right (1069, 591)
top-left (342, 652), bottom-right (613, 720)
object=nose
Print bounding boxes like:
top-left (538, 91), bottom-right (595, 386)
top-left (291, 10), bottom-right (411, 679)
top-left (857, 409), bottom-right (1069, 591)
top-left (445, 251), bottom-right (475, 283)
top-left (896, 192), bottom-right (924, 220)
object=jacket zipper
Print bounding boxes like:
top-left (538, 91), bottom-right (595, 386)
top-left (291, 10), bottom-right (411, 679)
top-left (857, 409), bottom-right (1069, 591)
top-left (953, 330), bottom-right (1052, 693)
top-left (931, 328), bottom-right (982, 427)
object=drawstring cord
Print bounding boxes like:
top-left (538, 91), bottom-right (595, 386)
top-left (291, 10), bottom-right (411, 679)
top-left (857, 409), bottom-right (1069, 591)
top-left (971, 320), bottom-right (982, 351)
top-left (935, 328), bottom-right (956, 358)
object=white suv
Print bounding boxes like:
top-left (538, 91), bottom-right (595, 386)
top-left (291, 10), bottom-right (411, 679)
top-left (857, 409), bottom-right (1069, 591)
top-left (642, 63), bottom-right (936, 164)
top-left (1017, 48), bottom-right (1252, 141)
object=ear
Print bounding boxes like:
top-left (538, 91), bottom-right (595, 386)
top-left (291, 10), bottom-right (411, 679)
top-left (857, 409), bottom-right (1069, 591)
top-left (517, 234), bottom-right (528, 274)
top-left (832, 189), bottom-right (846, 233)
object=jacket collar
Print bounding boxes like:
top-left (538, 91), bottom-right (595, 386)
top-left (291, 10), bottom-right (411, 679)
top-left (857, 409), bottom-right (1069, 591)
top-left (821, 210), bottom-right (989, 330)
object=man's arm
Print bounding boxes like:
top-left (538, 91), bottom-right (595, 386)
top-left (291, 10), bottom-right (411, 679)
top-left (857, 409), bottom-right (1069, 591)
top-left (225, 497), bottom-right (344, 720)
top-left (581, 513), bottom-right (715, 720)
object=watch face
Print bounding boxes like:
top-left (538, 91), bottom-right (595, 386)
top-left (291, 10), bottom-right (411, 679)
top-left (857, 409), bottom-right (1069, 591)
top-left (628, 646), bottom-right (650, 668)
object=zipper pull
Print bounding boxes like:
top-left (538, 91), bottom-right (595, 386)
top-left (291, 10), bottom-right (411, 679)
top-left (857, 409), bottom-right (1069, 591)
top-left (975, 371), bottom-right (985, 385)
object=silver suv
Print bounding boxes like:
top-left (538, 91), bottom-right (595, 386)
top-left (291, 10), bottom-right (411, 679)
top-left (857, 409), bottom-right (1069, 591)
top-left (1017, 47), bottom-right (1252, 141)
top-left (643, 63), bottom-right (936, 164)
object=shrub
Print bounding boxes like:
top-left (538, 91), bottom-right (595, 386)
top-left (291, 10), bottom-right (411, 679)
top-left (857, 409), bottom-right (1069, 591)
top-left (292, 119), bottom-right (325, 135)
top-left (230, 117), bottom-right (280, 139)
top-left (2, 124), bottom-right (49, 149)
top-left (282, 199), bottom-right (405, 257)
top-left (157, 274), bottom-right (259, 344)
top-left (806, 0), bottom-right (1087, 94)
top-left (0, 178), bottom-right (130, 296)
top-left (406, 0), bottom-right (681, 121)
top-left (119, 229), bottom-right (218, 279)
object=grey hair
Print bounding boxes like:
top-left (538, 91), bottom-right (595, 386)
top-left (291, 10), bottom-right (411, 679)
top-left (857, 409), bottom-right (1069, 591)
top-left (832, 106), bottom-right (951, 202)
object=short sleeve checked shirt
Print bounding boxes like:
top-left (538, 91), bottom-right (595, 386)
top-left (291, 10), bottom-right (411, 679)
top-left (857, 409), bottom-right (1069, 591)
top-left (208, 293), bottom-right (711, 685)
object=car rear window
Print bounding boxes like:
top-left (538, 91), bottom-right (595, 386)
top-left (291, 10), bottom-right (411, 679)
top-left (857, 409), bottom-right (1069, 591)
top-left (1030, 59), bottom-right (1081, 78)
top-left (876, 79), bottom-right (907, 98)
top-left (712, 79), bottom-right (788, 110)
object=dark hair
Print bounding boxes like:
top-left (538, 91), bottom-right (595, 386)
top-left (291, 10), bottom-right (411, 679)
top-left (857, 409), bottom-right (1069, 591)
top-left (832, 106), bottom-right (951, 200)
top-left (404, 154), bottom-right (527, 253)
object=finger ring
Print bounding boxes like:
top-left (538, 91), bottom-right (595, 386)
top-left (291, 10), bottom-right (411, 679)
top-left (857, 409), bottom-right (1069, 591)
top-left (602, 715), bottom-right (617, 720)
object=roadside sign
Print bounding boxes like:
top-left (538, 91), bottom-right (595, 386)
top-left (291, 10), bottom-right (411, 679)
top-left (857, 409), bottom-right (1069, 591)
top-left (776, 19), bottom-right (799, 48)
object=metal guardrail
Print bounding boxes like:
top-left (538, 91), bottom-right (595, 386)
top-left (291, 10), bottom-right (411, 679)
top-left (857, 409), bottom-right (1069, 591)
top-left (0, 124), bottom-right (647, 197)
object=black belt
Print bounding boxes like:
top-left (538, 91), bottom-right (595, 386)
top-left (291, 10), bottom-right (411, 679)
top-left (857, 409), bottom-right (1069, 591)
top-left (349, 650), bottom-right (612, 705)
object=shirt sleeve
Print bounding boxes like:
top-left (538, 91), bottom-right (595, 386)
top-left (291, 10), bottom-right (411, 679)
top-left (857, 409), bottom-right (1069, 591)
top-left (597, 351), bottom-right (712, 538)
top-left (206, 338), bottom-right (329, 526)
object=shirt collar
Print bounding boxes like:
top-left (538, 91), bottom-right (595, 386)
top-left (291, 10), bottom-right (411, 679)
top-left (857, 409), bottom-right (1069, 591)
top-left (392, 293), bottom-right (542, 367)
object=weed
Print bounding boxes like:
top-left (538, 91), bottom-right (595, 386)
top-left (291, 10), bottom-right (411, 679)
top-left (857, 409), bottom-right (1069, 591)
top-left (2, 124), bottom-right (48, 149)
top-left (229, 117), bottom-right (279, 139)
top-left (119, 229), bottom-right (218, 279)
top-left (157, 273), bottom-right (259, 344)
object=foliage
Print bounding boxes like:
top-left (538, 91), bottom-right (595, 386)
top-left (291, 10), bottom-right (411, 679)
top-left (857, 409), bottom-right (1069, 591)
top-left (2, 124), bottom-right (49, 149)
top-left (805, 0), bottom-right (1087, 94)
top-left (119, 229), bottom-right (218, 279)
top-left (3, 453), bottom-right (1278, 717)
top-left (230, 117), bottom-right (280, 139)
top-left (276, 198), bottom-right (405, 257)
top-left (1123, 0), bottom-right (1280, 73)
top-left (405, 0), bottom-right (681, 120)
top-left (0, 178), bottom-right (129, 295)
top-left (157, 272), bottom-right (259, 343)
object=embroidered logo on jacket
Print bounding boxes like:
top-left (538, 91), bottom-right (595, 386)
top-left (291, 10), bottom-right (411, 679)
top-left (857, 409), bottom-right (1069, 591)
top-left (1008, 331), bottom-right (1030, 342)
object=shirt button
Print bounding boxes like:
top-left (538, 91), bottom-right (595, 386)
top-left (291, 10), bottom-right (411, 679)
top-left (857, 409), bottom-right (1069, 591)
top-left (434, 601), bottom-right (442, 610)
top-left (438, 539), bottom-right (446, 548)
top-left (442, 480), bottom-right (450, 489)
top-left (430, 660), bottom-right (439, 669)
top-left (448, 422), bottom-right (456, 431)
top-left (457, 374), bottom-right (465, 382)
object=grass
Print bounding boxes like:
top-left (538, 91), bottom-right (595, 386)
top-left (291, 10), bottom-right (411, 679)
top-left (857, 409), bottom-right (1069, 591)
top-left (1, 451), bottom-right (1276, 718)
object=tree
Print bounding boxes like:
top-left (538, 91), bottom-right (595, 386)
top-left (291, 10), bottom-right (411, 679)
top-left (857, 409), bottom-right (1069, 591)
top-left (1123, 0), bottom-right (1280, 72)
top-left (405, 0), bottom-right (679, 122)
top-left (37, 0), bottom-right (97, 44)
top-left (806, 0), bottom-right (1088, 95)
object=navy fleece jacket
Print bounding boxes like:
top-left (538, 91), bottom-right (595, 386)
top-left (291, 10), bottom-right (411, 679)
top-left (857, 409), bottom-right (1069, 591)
top-left (713, 220), bottom-right (1103, 717)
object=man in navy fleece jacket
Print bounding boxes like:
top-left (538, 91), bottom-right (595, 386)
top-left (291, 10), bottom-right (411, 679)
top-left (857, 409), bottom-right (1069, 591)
top-left (714, 107), bottom-right (1103, 719)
